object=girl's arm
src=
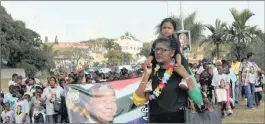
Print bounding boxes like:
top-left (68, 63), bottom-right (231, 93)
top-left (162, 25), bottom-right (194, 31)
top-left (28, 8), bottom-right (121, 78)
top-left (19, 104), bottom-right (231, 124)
top-left (176, 54), bottom-right (182, 65)
top-left (174, 38), bottom-right (182, 66)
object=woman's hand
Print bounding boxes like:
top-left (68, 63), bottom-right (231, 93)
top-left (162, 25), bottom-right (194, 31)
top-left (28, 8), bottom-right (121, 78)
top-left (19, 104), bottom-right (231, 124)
top-left (144, 63), bottom-right (152, 76)
top-left (174, 64), bottom-right (189, 78)
top-left (144, 59), bottom-right (152, 69)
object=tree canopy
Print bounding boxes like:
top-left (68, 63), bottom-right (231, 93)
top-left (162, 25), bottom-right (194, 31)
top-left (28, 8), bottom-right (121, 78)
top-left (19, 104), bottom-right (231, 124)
top-left (1, 6), bottom-right (55, 76)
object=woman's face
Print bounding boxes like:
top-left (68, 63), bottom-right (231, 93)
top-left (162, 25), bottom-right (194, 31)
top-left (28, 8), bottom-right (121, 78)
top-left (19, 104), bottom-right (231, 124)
top-left (49, 78), bottom-right (56, 87)
top-left (160, 22), bottom-right (175, 37)
top-left (154, 42), bottom-right (174, 64)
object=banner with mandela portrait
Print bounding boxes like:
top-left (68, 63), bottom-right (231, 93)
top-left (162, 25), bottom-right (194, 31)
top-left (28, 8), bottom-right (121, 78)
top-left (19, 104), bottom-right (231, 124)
top-left (64, 78), bottom-right (147, 123)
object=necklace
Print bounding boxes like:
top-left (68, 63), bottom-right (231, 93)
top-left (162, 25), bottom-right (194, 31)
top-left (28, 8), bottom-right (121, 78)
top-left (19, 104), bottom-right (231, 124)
top-left (156, 73), bottom-right (162, 80)
top-left (147, 58), bottom-right (175, 100)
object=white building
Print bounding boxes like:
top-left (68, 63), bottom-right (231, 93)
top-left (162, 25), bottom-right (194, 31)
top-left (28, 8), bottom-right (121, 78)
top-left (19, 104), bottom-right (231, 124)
top-left (114, 33), bottom-right (143, 58)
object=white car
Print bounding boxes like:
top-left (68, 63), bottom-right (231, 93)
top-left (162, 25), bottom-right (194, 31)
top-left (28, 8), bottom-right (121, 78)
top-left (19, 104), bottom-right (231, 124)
top-left (98, 68), bottom-right (111, 73)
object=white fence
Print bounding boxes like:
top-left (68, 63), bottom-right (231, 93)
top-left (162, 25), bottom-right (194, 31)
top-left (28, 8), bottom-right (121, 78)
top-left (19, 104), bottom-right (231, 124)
top-left (1, 68), bottom-right (25, 79)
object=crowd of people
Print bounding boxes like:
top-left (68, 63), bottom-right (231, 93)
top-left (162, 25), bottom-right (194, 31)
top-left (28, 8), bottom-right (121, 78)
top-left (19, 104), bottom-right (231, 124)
top-left (0, 17), bottom-right (264, 123)
top-left (190, 52), bottom-right (265, 118)
top-left (0, 66), bottom-right (143, 123)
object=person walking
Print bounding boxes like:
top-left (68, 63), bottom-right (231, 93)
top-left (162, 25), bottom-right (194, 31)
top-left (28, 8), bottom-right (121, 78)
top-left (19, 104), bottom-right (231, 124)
top-left (239, 52), bottom-right (265, 110)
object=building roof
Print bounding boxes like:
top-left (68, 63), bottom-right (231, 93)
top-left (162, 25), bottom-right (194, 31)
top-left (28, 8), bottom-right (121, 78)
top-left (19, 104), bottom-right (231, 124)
top-left (54, 42), bottom-right (96, 48)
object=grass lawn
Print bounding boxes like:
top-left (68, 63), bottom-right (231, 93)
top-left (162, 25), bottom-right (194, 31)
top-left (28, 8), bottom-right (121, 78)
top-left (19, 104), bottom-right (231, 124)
top-left (222, 97), bottom-right (264, 123)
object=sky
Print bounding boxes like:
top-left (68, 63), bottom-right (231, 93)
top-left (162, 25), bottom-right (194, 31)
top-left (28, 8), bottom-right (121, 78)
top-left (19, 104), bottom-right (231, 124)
top-left (2, 1), bottom-right (264, 42)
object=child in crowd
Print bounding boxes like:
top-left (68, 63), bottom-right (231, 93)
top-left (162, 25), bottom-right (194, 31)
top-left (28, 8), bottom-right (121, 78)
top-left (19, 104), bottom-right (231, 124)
top-left (1, 103), bottom-right (15, 123)
top-left (255, 72), bottom-right (263, 106)
top-left (24, 93), bottom-right (33, 122)
top-left (223, 64), bottom-right (233, 116)
top-left (31, 86), bottom-right (45, 123)
top-left (3, 85), bottom-right (14, 106)
top-left (4, 86), bottom-right (19, 111)
top-left (144, 18), bottom-right (193, 90)
top-left (14, 89), bottom-right (30, 123)
top-left (212, 64), bottom-right (228, 118)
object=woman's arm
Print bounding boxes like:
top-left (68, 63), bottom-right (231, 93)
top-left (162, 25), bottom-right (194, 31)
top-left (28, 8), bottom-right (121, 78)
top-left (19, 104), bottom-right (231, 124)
top-left (187, 76), bottom-right (203, 104)
top-left (135, 73), bottom-right (150, 98)
top-left (132, 72), bottom-right (150, 106)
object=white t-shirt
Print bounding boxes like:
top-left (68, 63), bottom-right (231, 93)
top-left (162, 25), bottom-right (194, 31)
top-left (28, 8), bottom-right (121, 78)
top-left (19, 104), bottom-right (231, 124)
top-left (31, 97), bottom-right (46, 114)
top-left (224, 74), bottom-right (231, 85)
top-left (248, 62), bottom-right (256, 83)
top-left (211, 73), bottom-right (229, 89)
top-left (14, 99), bottom-right (30, 123)
top-left (41, 86), bottom-right (64, 115)
top-left (8, 80), bottom-right (14, 87)
top-left (1, 110), bottom-right (15, 123)
top-left (213, 67), bottom-right (218, 76)
top-left (197, 66), bottom-right (205, 75)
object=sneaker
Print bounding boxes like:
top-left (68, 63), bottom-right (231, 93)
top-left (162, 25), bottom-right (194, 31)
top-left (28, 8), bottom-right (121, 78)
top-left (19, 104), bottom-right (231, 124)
top-left (227, 109), bottom-right (233, 116)
top-left (248, 108), bottom-right (255, 110)
top-left (179, 79), bottom-right (188, 90)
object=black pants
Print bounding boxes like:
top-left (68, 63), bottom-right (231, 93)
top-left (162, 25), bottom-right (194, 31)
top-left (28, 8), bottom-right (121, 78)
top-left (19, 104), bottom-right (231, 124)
top-left (254, 92), bottom-right (262, 105)
top-left (34, 113), bottom-right (45, 123)
top-left (149, 110), bottom-right (185, 123)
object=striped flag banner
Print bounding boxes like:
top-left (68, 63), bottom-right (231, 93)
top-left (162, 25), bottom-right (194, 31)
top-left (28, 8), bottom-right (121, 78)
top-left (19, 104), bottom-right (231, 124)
top-left (64, 77), bottom-right (147, 123)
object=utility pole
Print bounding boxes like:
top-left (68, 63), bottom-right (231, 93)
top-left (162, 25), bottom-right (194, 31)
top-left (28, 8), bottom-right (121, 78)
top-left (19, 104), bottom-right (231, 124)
top-left (180, 1), bottom-right (184, 30)
top-left (167, 1), bottom-right (169, 17)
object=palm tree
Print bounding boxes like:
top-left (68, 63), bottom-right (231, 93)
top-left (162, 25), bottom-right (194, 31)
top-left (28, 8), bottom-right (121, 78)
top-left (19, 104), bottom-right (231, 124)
top-left (41, 43), bottom-right (58, 73)
top-left (226, 8), bottom-right (263, 60)
top-left (121, 52), bottom-right (133, 65)
top-left (102, 39), bottom-right (122, 64)
top-left (103, 39), bottom-right (121, 51)
top-left (155, 12), bottom-right (205, 42)
top-left (203, 19), bottom-right (227, 59)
